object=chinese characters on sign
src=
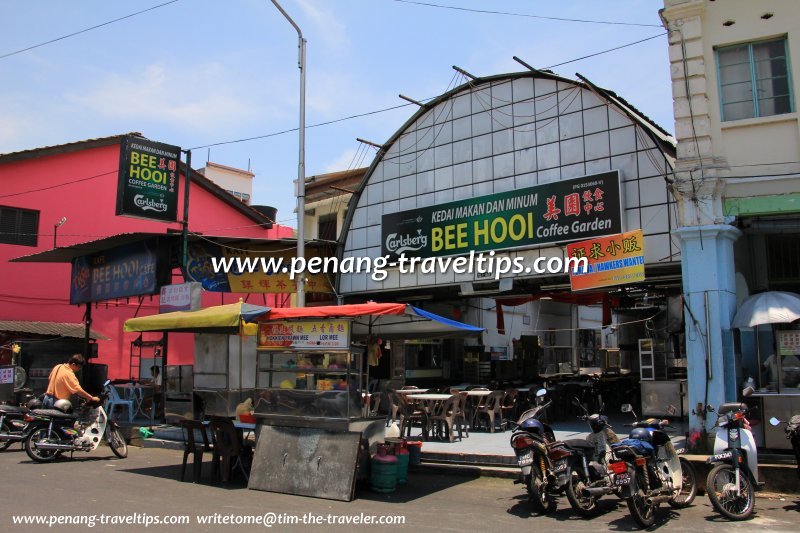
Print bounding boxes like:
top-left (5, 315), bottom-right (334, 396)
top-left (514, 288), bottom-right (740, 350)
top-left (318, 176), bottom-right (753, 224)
top-left (159, 282), bottom-right (202, 313)
top-left (566, 229), bottom-right (646, 291)
top-left (0, 367), bottom-right (14, 385)
top-left (381, 171), bottom-right (621, 260)
top-left (778, 331), bottom-right (800, 356)
top-left (257, 320), bottom-right (351, 350)
top-left (116, 135), bottom-right (181, 222)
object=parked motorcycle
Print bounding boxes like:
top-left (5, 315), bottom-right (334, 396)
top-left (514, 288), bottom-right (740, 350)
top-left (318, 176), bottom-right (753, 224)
top-left (563, 397), bottom-right (621, 517)
top-left (705, 390), bottom-right (761, 520)
top-left (609, 403), bottom-right (697, 528)
top-left (24, 380), bottom-right (128, 462)
top-left (0, 396), bottom-right (43, 451)
top-left (769, 413), bottom-right (800, 479)
top-left (510, 388), bottom-right (558, 513)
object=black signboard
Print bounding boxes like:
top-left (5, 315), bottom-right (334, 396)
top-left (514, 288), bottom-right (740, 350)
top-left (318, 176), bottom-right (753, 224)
top-left (381, 171), bottom-right (622, 260)
top-left (116, 135), bottom-right (181, 222)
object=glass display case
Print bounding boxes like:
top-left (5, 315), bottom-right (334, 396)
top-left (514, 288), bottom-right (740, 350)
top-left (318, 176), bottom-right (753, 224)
top-left (254, 350), bottom-right (362, 420)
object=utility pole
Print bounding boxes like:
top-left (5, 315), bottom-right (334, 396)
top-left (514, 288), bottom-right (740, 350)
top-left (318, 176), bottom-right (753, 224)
top-left (270, 0), bottom-right (306, 307)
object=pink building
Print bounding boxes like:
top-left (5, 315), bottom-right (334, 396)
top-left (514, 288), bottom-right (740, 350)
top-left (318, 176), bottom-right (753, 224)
top-left (0, 133), bottom-right (293, 379)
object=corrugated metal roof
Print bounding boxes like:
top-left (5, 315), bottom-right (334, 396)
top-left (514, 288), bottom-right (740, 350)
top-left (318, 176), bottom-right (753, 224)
top-left (0, 320), bottom-right (109, 340)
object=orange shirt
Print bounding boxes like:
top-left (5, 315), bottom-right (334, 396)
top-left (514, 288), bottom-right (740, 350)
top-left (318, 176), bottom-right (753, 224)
top-left (46, 363), bottom-right (82, 399)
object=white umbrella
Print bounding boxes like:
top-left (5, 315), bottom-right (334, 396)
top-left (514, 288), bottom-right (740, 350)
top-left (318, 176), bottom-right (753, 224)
top-left (731, 291), bottom-right (800, 328)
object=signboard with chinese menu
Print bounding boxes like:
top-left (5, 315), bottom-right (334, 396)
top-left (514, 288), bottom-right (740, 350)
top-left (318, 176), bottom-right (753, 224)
top-left (159, 282), bottom-right (202, 313)
top-left (381, 171), bottom-right (621, 260)
top-left (778, 331), bottom-right (800, 356)
top-left (183, 242), bottom-right (334, 294)
top-left (257, 320), bottom-right (351, 350)
top-left (116, 134), bottom-right (181, 222)
top-left (566, 229), bottom-right (645, 291)
top-left (70, 241), bottom-right (168, 304)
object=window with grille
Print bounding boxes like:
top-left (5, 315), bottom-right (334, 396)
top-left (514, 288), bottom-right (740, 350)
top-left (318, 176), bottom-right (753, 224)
top-left (0, 206), bottom-right (39, 247)
top-left (716, 37), bottom-right (794, 121)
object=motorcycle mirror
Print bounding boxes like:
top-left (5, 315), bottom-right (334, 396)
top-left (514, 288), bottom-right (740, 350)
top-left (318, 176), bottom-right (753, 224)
top-left (571, 396), bottom-right (581, 407)
top-left (769, 416), bottom-right (781, 426)
top-left (742, 386), bottom-right (755, 397)
top-left (536, 388), bottom-right (547, 398)
top-left (103, 379), bottom-right (111, 387)
top-left (621, 403), bottom-right (632, 413)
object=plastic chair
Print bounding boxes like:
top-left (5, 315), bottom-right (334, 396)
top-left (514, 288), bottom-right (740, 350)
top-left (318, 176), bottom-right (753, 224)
top-left (430, 395), bottom-right (463, 442)
top-left (473, 390), bottom-right (506, 433)
top-left (209, 417), bottom-right (251, 483)
top-left (391, 392), bottom-right (428, 439)
top-left (104, 385), bottom-right (134, 423)
top-left (179, 420), bottom-right (210, 482)
top-left (501, 389), bottom-right (518, 422)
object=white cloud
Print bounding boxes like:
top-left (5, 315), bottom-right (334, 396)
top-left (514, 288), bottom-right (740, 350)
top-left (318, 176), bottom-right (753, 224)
top-left (296, 0), bottom-right (349, 52)
top-left (65, 62), bottom-right (283, 134)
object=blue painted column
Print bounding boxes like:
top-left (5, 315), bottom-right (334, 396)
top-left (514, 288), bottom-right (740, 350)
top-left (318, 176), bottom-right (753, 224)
top-left (672, 224), bottom-right (741, 437)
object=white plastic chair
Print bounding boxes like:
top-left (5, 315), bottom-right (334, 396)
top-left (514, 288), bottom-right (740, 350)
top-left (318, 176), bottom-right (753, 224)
top-left (105, 385), bottom-right (134, 423)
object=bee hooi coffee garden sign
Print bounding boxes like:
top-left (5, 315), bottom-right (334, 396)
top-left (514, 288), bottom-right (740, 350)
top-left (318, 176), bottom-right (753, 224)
top-left (116, 134), bottom-right (181, 222)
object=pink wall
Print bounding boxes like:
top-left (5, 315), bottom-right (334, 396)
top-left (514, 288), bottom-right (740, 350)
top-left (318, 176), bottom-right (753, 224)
top-left (0, 141), bottom-right (293, 379)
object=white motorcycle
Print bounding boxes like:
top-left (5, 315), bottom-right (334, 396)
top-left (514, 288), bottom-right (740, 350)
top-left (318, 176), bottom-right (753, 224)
top-left (24, 380), bottom-right (128, 462)
top-left (705, 388), bottom-right (761, 520)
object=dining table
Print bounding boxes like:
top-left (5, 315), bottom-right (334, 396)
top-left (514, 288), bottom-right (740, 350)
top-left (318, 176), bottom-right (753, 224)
top-left (405, 393), bottom-right (455, 440)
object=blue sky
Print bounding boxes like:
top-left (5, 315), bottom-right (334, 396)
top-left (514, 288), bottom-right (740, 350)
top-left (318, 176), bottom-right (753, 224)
top-left (1, 0), bottom-right (671, 229)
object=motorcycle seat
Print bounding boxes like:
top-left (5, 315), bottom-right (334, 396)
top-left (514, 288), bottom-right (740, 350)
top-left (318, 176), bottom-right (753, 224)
top-left (718, 402), bottom-right (748, 415)
top-left (562, 438), bottom-right (595, 451)
top-left (0, 405), bottom-right (29, 415)
top-left (30, 409), bottom-right (77, 420)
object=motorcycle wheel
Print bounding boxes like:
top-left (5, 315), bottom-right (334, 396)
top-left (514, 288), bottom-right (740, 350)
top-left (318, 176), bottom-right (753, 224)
top-left (565, 471), bottom-right (598, 517)
top-left (528, 465), bottom-right (557, 514)
top-left (106, 426), bottom-right (128, 459)
top-left (668, 457), bottom-right (697, 509)
top-left (0, 421), bottom-right (13, 451)
top-left (25, 427), bottom-right (62, 463)
top-left (706, 463), bottom-right (754, 520)
top-left (626, 469), bottom-right (657, 528)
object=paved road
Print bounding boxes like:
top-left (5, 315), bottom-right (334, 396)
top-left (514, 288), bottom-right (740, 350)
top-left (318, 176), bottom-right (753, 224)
top-left (1, 445), bottom-right (797, 532)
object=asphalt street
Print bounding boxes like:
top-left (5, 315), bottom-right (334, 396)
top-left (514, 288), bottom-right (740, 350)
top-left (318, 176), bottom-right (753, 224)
top-left (1, 445), bottom-right (797, 532)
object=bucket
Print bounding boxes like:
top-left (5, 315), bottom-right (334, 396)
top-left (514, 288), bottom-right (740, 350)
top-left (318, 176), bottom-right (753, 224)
top-left (406, 441), bottom-right (422, 465)
top-left (370, 445), bottom-right (398, 493)
top-left (395, 447), bottom-right (410, 484)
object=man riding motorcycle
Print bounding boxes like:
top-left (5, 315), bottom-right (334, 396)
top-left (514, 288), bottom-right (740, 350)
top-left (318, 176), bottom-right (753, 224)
top-left (43, 354), bottom-right (99, 409)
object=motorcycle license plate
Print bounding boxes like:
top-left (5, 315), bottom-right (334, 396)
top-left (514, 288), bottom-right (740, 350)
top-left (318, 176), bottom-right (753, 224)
top-left (553, 459), bottom-right (567, 473)
top-left (518, 451), bottom-right (534, 467)
top-left (614, 473), bottom-right (631, 486)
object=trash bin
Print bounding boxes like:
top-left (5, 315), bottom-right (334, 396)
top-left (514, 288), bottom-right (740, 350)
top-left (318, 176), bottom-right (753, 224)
top-left (406, 440), bottom-right (422, 465)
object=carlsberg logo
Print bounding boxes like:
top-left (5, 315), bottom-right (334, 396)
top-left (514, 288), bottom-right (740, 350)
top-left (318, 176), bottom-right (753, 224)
top-left (386, 229), bottom-right (428, 254)
top-left (134, 195), bottom-right (168, 212)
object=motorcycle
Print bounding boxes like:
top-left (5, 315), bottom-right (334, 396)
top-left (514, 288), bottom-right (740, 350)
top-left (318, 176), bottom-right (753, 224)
top-left (563, 396), bottom-right (621, 517)
top-left (510, 388), bottom-right (559, 513)
top-left (705, 390), bottom-right (761, 520)
top-left (769, 413), bottom-right (800, 480)
top-left (0, 397), bottom-right (40, 451)
top-left (608, 403), bottom-right (697, 528)
top-left (24, 380), bottom-right (128, 462)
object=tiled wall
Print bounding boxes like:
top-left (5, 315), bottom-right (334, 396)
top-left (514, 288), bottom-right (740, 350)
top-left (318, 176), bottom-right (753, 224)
top-left (341, 75), bottom-right (678, 295)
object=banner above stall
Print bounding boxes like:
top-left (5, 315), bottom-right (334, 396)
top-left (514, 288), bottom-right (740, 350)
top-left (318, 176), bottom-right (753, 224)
top-left (264, 303), bottom-right (485, 340)
top-left (257, 320), bottom-right (351, 350)
top-left (381, 171), bottom-right (621, 260)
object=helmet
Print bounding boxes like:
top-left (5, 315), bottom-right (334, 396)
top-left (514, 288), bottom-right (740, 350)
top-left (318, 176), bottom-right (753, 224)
top-left (53, 399), bottom-right (72, 413)
top-left (26, 397), bottom-right (43, 410)
top-left (629, 427), bottom-right (652, 442)
top-left (588, 414), bottom-right (608, 433)
top-left (520, 417), bottom-right (544, 434)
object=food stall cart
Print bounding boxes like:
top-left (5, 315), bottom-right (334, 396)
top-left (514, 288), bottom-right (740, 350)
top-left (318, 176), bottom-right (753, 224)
top-left (732, 291), bottom-right (800, 450)
top-left (123, 301), bottom-right (272, 420)
top-left (247, 303), bottom-right (484, 502)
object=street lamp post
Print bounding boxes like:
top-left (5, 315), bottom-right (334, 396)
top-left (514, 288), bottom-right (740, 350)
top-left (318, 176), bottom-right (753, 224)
top-left (53, 216), bottom-right (67, 248)
top-left (270, 0), bottom-right (306, 308)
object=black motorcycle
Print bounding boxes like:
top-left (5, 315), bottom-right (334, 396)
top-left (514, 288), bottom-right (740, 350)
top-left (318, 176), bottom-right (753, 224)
top-left (0, 396), bottom-right (42, 451)
top-left (510, 389), bottom-right (558, 513)
top-left (609, 403), bottom-right (697, 528)
top-left (563, 397), bottom-right (621, 517)
top-left (771, 414), bottom-right (800, 479)
top-left (24, 381), bottom-right (127, 462)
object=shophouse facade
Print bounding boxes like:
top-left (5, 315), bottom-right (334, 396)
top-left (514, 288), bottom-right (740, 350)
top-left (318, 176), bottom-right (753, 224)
top-left (662, 0), bottom-right (800, 446)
